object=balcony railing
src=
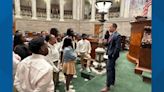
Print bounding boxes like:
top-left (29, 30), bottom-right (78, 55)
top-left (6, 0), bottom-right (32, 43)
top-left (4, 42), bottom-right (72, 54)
top-left (13, 5), bottom-right (73, 19)
top-left (21, 5), bottom-right (32, 17)
top-left (14, 6), bottom-right (120, 20)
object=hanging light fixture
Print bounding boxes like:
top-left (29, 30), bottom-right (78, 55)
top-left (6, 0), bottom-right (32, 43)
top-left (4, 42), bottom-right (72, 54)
top-left (95, 0), bottom-right (112, 22)
top-left (95, 0), bottom-right (112, 14)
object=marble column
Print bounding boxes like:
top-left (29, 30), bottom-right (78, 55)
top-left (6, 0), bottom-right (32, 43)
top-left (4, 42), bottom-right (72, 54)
top-left (120, 0), bottom-right (125, 17)
top-left (73, 0), bottom-right (77, 19)
top-left (31, 0), bottom-right (37, 19)
top-left (79, 0), bottom-right (85, 20)
top-left (59, 0), bottom-right (64, 21)
top-left (123, 0), bottom-right (131, 18)
top-left (46, 0), bottom-right (51, 20)
top-left (76, 0), bottom-right (80, 20)
top-left (14, 0), bottom-right (22, 18)
top-left (90, 0), bottom-right (96, 21)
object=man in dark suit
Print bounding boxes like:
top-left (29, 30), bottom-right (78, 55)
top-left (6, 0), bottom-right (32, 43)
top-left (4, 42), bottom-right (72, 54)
top-left (101, 23), bottom-right (121, 92)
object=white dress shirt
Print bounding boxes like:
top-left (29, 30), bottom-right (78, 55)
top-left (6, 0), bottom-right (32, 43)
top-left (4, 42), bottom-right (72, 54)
top-left (76, 39), bottom-right (91, 54)
top-left (13, 52), bottom-right (21, 79)
top-left (46, 42), bottom-right (60, 72)
top-left (14, 54), bottom-right (54, 92)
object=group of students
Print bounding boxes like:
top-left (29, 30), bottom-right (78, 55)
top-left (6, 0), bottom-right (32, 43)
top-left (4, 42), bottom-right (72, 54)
top-left (13, 28), bottom-right (92, 92)
top-left (13, 23), bottom-right (121, 92)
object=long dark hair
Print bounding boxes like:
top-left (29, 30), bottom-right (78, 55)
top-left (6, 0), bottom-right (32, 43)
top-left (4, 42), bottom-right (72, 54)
top-left (62, 38), bottom-right (73, 49)
top-left (13, 32), bottom-right (24, 48)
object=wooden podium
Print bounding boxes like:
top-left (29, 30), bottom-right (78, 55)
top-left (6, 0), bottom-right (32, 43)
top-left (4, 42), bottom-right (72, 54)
top-left (135, 26), bottom-right (152, 74)
top-left (127, 19), bottom-right (152, 74)
top-left (127, 20), bottom-right (151, 64)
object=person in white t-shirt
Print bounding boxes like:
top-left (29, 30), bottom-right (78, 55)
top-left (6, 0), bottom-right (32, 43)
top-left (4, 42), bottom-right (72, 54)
top-left (76, 33), bottom-right (92, 72)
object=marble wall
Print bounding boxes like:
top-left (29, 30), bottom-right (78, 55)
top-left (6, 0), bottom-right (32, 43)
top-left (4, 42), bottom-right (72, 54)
top-left (15, 18), bottom-right (132, 37)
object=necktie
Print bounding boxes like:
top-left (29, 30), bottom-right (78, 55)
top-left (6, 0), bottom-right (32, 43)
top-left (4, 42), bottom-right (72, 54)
top-left (108, 34), bottom-right (113, 43)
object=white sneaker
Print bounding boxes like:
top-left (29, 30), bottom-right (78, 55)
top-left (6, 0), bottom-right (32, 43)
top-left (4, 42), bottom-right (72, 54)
top-left (69, 85), bottom-right (74, 89)
top-left (84, 79), bottom-right (89, 81)
top-left (73, 75), bottom-right (77, 78)
top-left (86, 67), bottom-right (91, 73)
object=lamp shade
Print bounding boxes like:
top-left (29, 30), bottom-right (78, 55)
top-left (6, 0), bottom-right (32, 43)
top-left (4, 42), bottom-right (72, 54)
top-left (95, 0), bottom-right (112, 13)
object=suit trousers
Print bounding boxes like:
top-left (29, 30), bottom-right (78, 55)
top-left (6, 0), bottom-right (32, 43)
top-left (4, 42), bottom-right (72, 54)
top-left (106, 57), bottom-right (117, 87)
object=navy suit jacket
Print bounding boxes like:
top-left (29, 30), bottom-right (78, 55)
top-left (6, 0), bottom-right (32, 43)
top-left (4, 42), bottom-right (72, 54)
top-left (107, 31), bottom-right (121, 59)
